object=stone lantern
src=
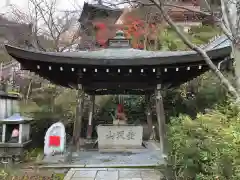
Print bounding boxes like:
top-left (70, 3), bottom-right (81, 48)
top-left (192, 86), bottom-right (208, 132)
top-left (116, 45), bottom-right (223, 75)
top-left (0, 113), bottom-right (33, 162)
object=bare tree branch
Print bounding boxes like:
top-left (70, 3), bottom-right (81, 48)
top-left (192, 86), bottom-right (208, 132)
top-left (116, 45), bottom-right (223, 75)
top-left (23, 0), bottom-right (81, 52)
top-left (221, 0), bottom-right (236, 37)
top-left (203, 0), bottom-right (212, 12)
top-left (107, 0), bottom-right (211, 15)
top-left (220, 18), bottom-right (234, 41)
top-left (147, 0), bottom-right (240, 99)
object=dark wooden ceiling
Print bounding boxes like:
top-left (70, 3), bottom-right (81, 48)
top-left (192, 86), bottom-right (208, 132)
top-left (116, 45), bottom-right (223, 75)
top-left (15, 58), bottom-right (225, 95)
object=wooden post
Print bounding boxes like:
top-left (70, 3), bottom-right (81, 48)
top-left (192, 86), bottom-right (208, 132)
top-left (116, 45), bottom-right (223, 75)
top-left (155, 84), bottom-right (166, 155)
top-left (87, 95), bottom-right (95, 139)
top-left (145, 94), bottom-right (153, 139)
top-left (2, 124), bottom-right (6, 143)
top-left (73, 84), bottom-right (85, 150)
top-left (0, 62), bottom-right (2, 82)
top-left (67, 72), bottom-right (84, 162)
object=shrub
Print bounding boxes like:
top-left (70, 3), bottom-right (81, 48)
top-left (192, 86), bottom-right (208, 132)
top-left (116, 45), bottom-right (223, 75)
top-left (165, 104), bottom-right (240, 180)
top-left (189, 25), bottom-right (221, 43)
top-left (189, 25), bottom-right (219, 34)
top-left (164, 72), bottom-right (229, 121)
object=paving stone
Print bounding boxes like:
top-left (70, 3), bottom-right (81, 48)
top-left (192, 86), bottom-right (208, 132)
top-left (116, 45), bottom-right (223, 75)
top-left (73, 168), bottom-right (108, 171)
top-left (95, 170), bottom-right (118, 180)
top-left (85, 164), bottom-right (109, 168)
top-left (119, 178), bottom-right (142, 180)
top-left (141, 170), bottom-right (162, 179)
top-left (108, 168), bottom-right (149, 171)
top-left (71, 178), bottom-right (94, 180)
top-left (65, 168), bottom-right (163, 180)
top-left (119, 170), bottom-right (141, 178)
top-left (64, 169), bottom-right (75, 180)
top-left (73, 170), bottom-right (97, 178)
top-left (43, 148), bottom-right (164, 167)
top-left (107, 168), bottom-right (119, 171)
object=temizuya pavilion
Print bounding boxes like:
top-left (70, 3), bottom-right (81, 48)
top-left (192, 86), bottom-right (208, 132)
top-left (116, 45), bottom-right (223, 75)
top-left (5, 31), bottom-right (232, 153)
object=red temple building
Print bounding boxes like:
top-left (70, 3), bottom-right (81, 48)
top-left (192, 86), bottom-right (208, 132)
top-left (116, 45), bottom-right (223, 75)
top-left (78, 1), bottom-right (210, 50)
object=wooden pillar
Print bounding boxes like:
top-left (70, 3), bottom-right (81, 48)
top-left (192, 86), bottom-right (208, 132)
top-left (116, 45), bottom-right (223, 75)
top-left (145, 94), bottom-right (153, 138)
top-left (155, 84), bottom-right (166, 154)
top-left (2, 124), bottom-right (6, 143)
top-left (73, 84), bottom-right (85, 150)
top-left (87, 95), bottom-right (95, 139)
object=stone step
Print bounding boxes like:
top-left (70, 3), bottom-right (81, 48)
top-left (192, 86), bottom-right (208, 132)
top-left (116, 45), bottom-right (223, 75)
top-left (64, 168), bottom-right (164, 180)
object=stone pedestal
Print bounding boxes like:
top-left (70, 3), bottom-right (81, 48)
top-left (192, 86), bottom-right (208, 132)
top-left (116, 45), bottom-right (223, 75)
top-left (97, 125), bottom-right (143, 151)
top-left (113, 120), bottom-right (127, 125)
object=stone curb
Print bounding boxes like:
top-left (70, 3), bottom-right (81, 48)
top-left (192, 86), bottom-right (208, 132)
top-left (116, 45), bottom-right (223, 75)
top-left (31, 163), bottom-right (160, 169)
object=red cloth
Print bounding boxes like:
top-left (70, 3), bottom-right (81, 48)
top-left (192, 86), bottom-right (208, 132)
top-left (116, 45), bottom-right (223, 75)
top-left (49, 136), bottom-right (60, 147)
top-left (117, 104), bottom-right (124, 113)
top-left (117, 104), bottom-right (126, 120)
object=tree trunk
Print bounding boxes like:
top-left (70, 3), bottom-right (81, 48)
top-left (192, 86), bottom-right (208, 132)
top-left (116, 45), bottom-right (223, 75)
top-left (220, 0), bottom-right (240, 94)
top-left (232, 44), bottom-right (240, 91)
top-left (25, 79), bottom-right (32, 103)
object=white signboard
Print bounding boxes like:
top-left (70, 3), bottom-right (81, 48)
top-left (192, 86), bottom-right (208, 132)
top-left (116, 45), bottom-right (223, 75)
top-left (97, 125), bottom-right (143, 150)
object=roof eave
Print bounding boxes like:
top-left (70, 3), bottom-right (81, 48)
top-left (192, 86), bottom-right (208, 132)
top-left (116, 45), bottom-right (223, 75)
top-left (78, 2), bottom-right (123, 23)
top-left (5, 44), bottom-right (231, 67)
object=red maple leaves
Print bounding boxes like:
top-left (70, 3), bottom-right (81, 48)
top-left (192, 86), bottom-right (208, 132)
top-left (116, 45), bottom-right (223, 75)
top-left (94, 17), bottom-right (157, 49)
top-left (95, 22), bottom-right (108, 47)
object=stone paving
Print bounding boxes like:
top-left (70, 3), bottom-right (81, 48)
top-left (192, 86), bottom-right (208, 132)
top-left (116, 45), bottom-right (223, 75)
top-left (64, 168), bottom-right (163, 180)
top-left (43, 142), bottom-right (164, 167)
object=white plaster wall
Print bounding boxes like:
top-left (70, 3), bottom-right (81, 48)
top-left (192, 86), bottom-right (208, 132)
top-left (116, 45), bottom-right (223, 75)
top-left (0, 99), bottom-right (6, 119)
top-left (0, 99), bottom-right (20, 119)
top-left (6, 99), bottom-right (12, 117)
top-left (1, 124), bottom-right (6, 143)
top-left (21, 124), bottom-right (30, 142)
top-left (97, 125), bottom-right (143, 149)
top-left (12, 100), bottom-right (20, 113)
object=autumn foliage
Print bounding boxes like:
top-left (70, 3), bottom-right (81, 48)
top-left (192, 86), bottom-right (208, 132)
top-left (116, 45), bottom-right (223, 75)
top-left (94, 22), bottom-right (109, 48)
top-left (94, 17), bottom-right (158, 49)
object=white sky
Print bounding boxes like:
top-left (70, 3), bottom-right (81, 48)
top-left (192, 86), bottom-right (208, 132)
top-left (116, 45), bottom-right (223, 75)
top-left (0, 0), bottom-right (87, 13)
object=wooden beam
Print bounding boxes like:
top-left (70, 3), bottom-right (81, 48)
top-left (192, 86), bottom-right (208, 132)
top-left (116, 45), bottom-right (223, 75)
top-left (83, 82), bottom-right (156, 88)
top-left (73, 84), bottom-right (85, 151)
top-left (85, 89), bottom-right (154, 95)
top-left (86, 95), bottom-right (95, 139)
top-left (155, 84), bottom-right (166, 155)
